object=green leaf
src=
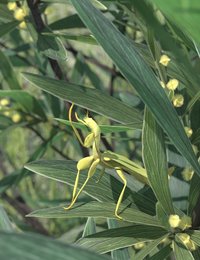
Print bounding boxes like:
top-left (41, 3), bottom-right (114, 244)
top-left (37, 34), bottom-right (67, 61)
top-left (82, 217), bottom-right (96, 237)
top-left (46, 32), bottom-right (97, 45)
top-left (174, 235), bottom-right (194, 260)
top-left (27, 201), bottom-right (162, 226)
top-left (0, 206), bottom-right (13, 232)
top-left (0, 20), bottom-right (19, 38)
top-left (193, 249), bottom-right (200, 260)
top-left (55, 118), bottom-right (134, 134)
top-left (153, 0), bottom-right (200, 45)
top-left (143, 108), bottom-right (174, 214)
top-left (26, 21), bottom-right (67, 62)
top-left (0, 48), bottom-right (21, 89)
top-left (25, 160), bottom-right (156, 215)
top-left (107, 219), bottom-right (130, 260)
top-left (134, 234), bottom-right (169, 260)
top-left (23, 73), bottom-right (143, 129)
top-left (71, 0), bottom-right (200, 178)
top-left (188, 230), bottom-right (200, 247)
top-left (0, 5), bottom-right (13, 22)
top-left (0, 232), bottom-right (110, 260)
top-left (185, 90), bottom-right (200, 114)
top-left (49, 14), bottom-right (85, 30)
top-left (0, 90), bottom-right (46, 119)
top-left (188, 173), bottom-right (200, 219)
top-left (76, 225), bottom-right (168, 254)
top-left (148, 244), bottom-right (172, 260)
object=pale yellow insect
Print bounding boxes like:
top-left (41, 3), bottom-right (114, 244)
top-left (64, 104), bottom-right (148, 219)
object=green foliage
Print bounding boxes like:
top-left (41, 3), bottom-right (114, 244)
top-left (1, 0), bottom-right (200, 259)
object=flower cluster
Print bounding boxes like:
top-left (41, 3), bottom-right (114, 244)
top-left (0, 98), bottom-right (21, 123)
top-left (7, 2), bottom-right (27, 29)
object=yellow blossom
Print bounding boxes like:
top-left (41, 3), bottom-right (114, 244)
top-left (182, 168), bottom-right (194, 182)
top-left (172, 94), bottom-right (184, 107)
top-left (168, 214), bottom-right (181, 228)
top-left (14, 8), bottom-right (26, 21)
top-left (3, 111), bottom-right (11, 117)
top-left (184, 127), bottom-right (193, 138)
top-left (19, 21), bottom-right (26, 29)
top-left (134, 242), bottom-right (145, 250)
top-left (11, 113), bottom-right (21, 123)
top-left (7, 2), bottom-right (17, 11)
top-left (159, 54), bottom-right (171, 66)
top-left (178, 233), bottom-right (190, 245)
top-left (166, 79), bottom-right (179, 90)
top-left (187, 240), bottom-right (197, 251)
top-left (0, 98), bottom-right (10, 106)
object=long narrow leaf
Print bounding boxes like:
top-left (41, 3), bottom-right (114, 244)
top-left (0, 20), bottom-right (19, 38)
top-left (143, 108), bottom-right (174, 214)
top-left (148, 244), bottom-right (172, 260)
top-left (134, 234), bottom-right (169, 260)
top-left (27, 201), bottom-right (162, 226)
top-left (188, 230), bottom-right (200, 247)
top-left (71, 0), bottom-right (200, 178)
top-left (107, 219), bottom-right (130, 260)
top-left (76, 225), bottom-right (168, 254)
top-left (0, 206), bottom-right (13, 232)
top-left (0, 49), bottom-right (21, 89)
top-left (0, 232), bottom-right (110, 260)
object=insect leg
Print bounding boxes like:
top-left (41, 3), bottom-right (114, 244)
top-left (115, 168), bottom-right (127, 220)
top-left (69, 103), bottom-right (85, 146)
top-left (64, 158), bottom-right (100, 210)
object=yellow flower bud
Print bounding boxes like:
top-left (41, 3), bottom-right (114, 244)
top-left (159, 55), bottom-right (171, 66)
top-left (14, 8), bottom-right (25, 21)
top-left (178, 233), bottom-right (197, 251)
top-left (3, 111), bottom-right (11, 117)
top-left (172, 94), bottom-right (184, 107)
top-left (166, 79), bottom-right (179, 90)
top-left (19, 21), bottom-right (26, 29)
top-left (187, 240), bottom-right (197, 251)
top-left (160, 81), bottom-right (165, 88)
top-left (7, 2), bottom-right (17, 11)
top-left (11, 113), bottom-right (21, 123)
top-left (168, 214), bottom-right (181, 228)
top-left (179, 215), bottom-right (192, 230)
top-left (77, 156), bottom-right (94, 171)
top-left (134, 242), bottom-right (145, 250)
top-left (184, 127), bottom-right (193, 138)
top-left (178, 233), bottom-right (190, 245)
top-left (0, 98), bottom-right (10, 106)
top-left (182, 168), bottom-right (194, 182)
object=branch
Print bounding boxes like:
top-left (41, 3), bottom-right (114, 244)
top-left (26, 0), bottom-right (63, 79)
top-left (2, 193), bottom-right (49, 235)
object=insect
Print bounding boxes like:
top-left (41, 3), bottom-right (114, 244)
top-left (64, 104), bottom-right (148, 219)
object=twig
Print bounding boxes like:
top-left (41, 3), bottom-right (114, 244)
top-left (26, 0), bottom-right (63, 79)
top-left (2, 193), bottom-right (49, 235)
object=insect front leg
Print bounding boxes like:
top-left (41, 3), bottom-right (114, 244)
top-left (115, 168), bottom-right (127, 220)
top-left (64, 158), bottom-right (100, 210)
top-left (64, 156), bottom-right (93, 210)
